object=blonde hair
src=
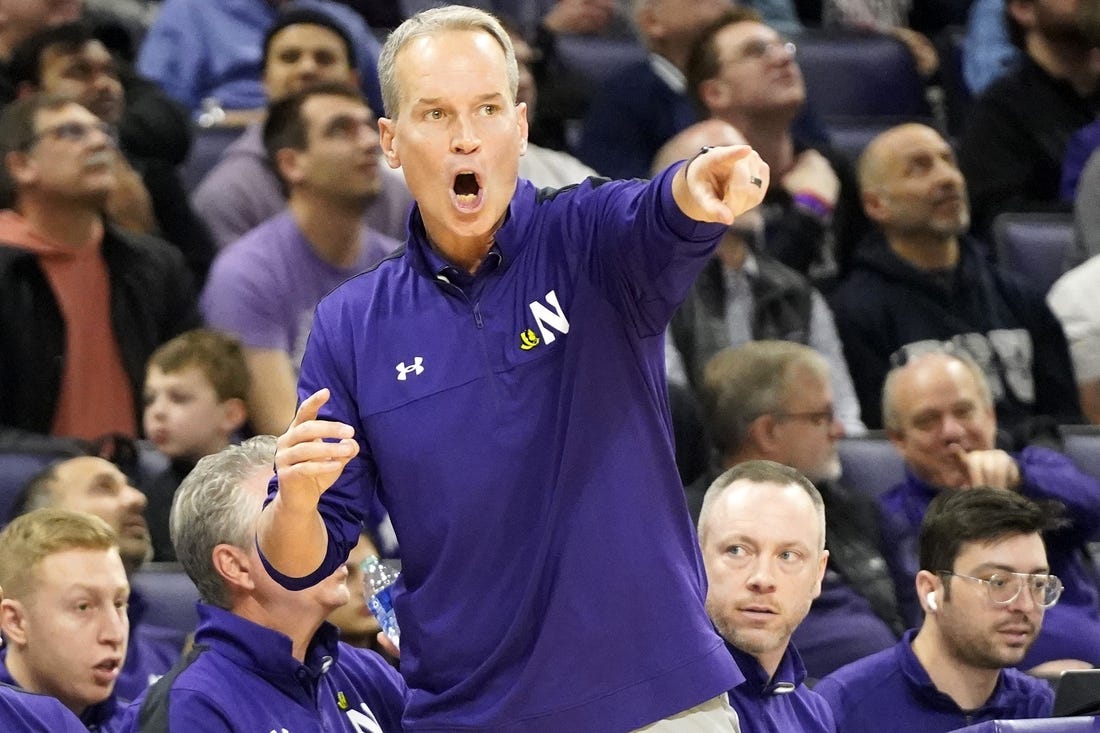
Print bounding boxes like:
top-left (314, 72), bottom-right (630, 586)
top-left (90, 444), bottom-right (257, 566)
top-left (0, 508), bottom-right (117, 600)
top-left (377, 5), bottom-right (518, 119)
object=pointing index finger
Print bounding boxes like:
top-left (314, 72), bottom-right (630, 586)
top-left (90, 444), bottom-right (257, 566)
top-left (292, 388), bottom-right (331, 428)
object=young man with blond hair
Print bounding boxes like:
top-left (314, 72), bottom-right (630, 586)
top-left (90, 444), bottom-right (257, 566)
top-left (0, 507), bottom-right (130, 729)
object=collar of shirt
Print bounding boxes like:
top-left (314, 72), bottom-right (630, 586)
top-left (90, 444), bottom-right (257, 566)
top-left (423, 240), bottom-right (503, 292)
top-left (192, 603), bottom-right (342, 704)
top-left (0, 648), bottom-right (122, 726)
top-left (894, 628), bottom-right (1019, 716)
top-left (728, 641), bottom-right (806, 697)
top-left (404, 183), bottom-right (531, 291)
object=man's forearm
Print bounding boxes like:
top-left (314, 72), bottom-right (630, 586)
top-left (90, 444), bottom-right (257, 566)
top-left (256, 492), bottom-right (330, 581)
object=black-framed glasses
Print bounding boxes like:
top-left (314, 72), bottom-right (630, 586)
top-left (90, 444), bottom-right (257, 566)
top-left (772, 406), bottom-right (835, 428)
top-left (26, 120), bottom-right (118, 149)
top-left (725, 39), bottom-right (797, 64)
top-left (937, 570), bottom-right (1063, 608)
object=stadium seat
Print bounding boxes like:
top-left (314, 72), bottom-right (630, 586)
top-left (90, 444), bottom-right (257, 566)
top-left (178, 124), bottom-right (244, 193)
top-left (0, 434), bottom-right (86, 525)
top-left (552, 34), bottom-right (647, 88)
top-left (837, 432), bottom-right (906, 499)
top-left (794, 29), bottom-right (932, 126)
top-left (1063, 425), bottom-right (1100, 482)
top-left (130, 562), bottom-right (200, 637)
top-left (992, 212), bottom-right (1075, 294)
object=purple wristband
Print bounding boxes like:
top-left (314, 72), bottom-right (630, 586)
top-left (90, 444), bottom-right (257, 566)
top-left (792, 191), bottom-right (834, 220)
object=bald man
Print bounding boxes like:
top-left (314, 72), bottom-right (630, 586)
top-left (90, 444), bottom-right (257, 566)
top-left (658, 119), bottom-right (864, 436)
top-left (877, 350), bottom-right (1100, 673)
top-left (827, 122), bottom-right (1080, 431)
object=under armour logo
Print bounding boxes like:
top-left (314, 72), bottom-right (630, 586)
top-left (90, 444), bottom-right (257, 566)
top-left (395, 357), bottom-right (424, 380)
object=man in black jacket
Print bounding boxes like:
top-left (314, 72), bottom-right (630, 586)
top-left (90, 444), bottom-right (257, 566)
top-left (690, 340), bottom-right (909, 680)
top-left (10, 21), bottom-right (215, 284)
top-left (0, 92), bottom-right (200, 442)
top-left (829, 122), bottom-right (1082, 432)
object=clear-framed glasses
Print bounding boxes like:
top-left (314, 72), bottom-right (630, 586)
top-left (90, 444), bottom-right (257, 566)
top-left (726, 39), bottom-right (797, 64)
top-left (937, 570), bottom-right (1063, 608)
top-left (772, 406), bottom-right (835, 428)
top-left (25, 120), bottom-right (118, 149)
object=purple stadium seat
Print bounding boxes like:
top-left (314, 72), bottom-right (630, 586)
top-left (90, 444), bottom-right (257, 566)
top-left (794, 29), bottom-right (931, 123)
top-left (837, 433), bottom-right (906, 499)
top-left (993, 212), bottom-right (1075, 295)
top-left (130, 562), bottom-right (200, 637)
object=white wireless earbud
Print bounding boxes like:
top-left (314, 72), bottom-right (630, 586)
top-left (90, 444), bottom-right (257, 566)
top-left (926, 591), bottom-right (938, 612)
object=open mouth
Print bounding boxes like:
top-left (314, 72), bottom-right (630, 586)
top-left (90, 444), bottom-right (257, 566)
top-left (452, 172), bottom-right (483, 211)
top-left (92, 658), bottom-right (121, 683)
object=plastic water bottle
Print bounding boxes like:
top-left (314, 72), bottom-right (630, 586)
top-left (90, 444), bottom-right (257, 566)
top-left (362, 555), bottom-right (401, 649)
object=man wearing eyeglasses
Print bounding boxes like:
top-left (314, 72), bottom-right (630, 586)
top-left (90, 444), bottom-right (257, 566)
top-left (879, 350), bottom-right (1100, 672)
top-left (689, 340), bottom-right (908, 680)
top-left (0, 92), bottom-right (200, 443)
top-left (815, 488), bottom-right (1058, 732)
top-left (684, 7), bottom-right (869, 284)
top-left (10, 20), bottom-right (217, 285)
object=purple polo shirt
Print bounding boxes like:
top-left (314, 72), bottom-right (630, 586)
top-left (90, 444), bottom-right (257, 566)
top-left (815, 630), bottom-right (1054, 732)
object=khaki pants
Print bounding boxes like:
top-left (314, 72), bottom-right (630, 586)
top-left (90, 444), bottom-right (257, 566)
top-left (630, 695), bottom-right (740, 733)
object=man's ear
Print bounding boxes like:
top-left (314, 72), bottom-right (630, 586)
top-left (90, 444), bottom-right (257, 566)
top-left (862, 188), bottom-right (888, 224)
top-left (812, 548), bottom-right (829, 599)
top-left (378, 117), bottom-right (400, 169)
top-left (915, 569), bottom-right (941, 614)
top-left (698, 78), bottom-right (729, 115)
top-left (219, 397), bottom-right (248, 436)
top-left (1006, 0), bottom-right (1036, 30)
top-left (6, 150), bottom-right (36, 189)
top-left (274, 147), bottom-right (305, 187)
top-left (748, 413), bottom-right (781, 454)
top-left (0, 598), bottom-right (29, 646)
top-left (211, 544), bottom-right (256, 593)
top-left (15, 81), bottom-right (38, 100)
top-left (516, 101), bottom-right (528, 156)
top-left (886, 424), bottom-right (906, 452)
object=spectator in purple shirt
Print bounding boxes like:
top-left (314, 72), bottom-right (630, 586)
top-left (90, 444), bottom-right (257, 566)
top-left (201, 82), bottom-right (400, 438)
top-left (877, 350), bottom-right (1100, 671)
top-left (697, 460), bottom-right (836, 732)
top-left (816, 488), bottom-right (1059, 732)
top-left (16, 454), bottom-right (186, 701)
top-left (0, 508), bottom-right (131, 731)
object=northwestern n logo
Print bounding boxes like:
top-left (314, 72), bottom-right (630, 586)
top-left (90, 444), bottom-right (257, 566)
top-left (528, 290), bottom-right (570, 345)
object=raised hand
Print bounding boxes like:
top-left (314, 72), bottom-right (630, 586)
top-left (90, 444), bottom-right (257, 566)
top-left (948, 444), bottom-right (1021, 490)
top-left (274, 388), bottom-right (360, 511)
top-left (675, 144), bottom-right (770, 225)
